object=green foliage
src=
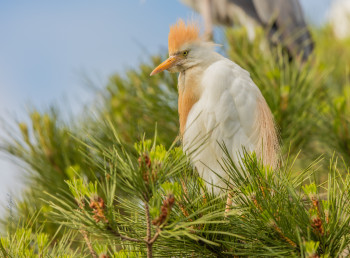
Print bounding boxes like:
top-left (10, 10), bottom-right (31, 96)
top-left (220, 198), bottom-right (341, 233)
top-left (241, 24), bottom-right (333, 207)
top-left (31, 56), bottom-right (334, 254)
top-left (313, 26), bottom-right (350, 95)
top-left (47, 135), bottom-right (232, 256)
top-left (321, 80), bottom-right (350, 163)
top-left (310, 26), bottom-right (350, 165)
top-left (1, 109), bottom-right (99, 238)
top-left (43, 134), bottom-right (350, 257)
top-left (0, 212), bottom-right (82, 257)
top-left (99, 56), bottom-right (179, 147)
top-left (219, 148), bottom-right (350, 256)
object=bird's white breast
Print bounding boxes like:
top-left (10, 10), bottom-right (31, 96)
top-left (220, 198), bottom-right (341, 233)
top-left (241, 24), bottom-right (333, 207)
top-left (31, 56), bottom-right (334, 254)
top-left (182, 58), bottom-right (263, 193)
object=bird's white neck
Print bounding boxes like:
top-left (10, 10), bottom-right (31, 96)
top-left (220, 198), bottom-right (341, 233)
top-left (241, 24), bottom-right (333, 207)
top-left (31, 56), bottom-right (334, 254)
top-left (177, 50), bottom-right (222, 136)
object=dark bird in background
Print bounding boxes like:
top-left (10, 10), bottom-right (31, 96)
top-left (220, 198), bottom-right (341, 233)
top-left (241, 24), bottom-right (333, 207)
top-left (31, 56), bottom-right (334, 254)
top-left (180, 0), bottom-right (314, 62)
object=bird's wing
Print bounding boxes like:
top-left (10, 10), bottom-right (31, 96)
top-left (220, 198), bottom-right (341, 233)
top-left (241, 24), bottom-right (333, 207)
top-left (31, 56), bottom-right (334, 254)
top-left (184, 59), bottom-right (262, 165)
top-left (184, 59), bottom-right (278, 191)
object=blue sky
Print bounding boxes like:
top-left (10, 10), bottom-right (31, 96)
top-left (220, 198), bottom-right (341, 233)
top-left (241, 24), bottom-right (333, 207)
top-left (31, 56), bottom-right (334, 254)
top-left (0, 0), bottom-right (331, 213)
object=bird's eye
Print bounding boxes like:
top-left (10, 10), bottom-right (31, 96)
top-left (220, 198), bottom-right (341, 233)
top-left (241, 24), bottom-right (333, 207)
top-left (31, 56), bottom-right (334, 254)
top-left (183, 50), bottom-right (189, 56)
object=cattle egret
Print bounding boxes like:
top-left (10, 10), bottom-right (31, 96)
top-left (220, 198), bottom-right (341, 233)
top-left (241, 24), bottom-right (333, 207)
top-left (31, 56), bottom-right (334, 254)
top-left (150, 20), bottom-right (279, 211)
top-left (181, 0), bottom-right (314, 62)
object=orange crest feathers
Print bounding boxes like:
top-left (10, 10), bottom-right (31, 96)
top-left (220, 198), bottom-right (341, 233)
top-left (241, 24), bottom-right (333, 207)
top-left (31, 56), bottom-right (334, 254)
top-left (168, 19), bottom-right (200, 54)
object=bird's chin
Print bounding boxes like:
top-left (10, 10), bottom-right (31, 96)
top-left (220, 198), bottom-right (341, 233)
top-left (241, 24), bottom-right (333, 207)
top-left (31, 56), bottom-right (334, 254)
top-left (167, 66), bottom-right (181, 73)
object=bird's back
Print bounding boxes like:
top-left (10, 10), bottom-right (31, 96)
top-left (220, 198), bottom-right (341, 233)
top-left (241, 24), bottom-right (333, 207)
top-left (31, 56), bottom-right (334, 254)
top-left (182, 58), bottom-right (279, 192)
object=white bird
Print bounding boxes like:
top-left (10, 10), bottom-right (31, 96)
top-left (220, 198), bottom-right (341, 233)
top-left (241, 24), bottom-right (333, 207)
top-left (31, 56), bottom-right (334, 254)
top-left (150, 20), bottom-right (279, 209)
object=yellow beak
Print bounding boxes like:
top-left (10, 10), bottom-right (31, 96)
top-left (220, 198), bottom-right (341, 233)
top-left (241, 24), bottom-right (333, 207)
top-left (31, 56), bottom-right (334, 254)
top-left (150, 56), bottom-right (179, 76)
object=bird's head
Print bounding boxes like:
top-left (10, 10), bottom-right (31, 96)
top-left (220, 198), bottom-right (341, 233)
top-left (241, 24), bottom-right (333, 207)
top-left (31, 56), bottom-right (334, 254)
top-left (150, 19), bottom-right (215, 76)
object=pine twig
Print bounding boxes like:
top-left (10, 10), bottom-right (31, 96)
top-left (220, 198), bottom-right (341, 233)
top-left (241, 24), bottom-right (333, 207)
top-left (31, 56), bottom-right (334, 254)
top-left (80, 229), bottom-right (97, 258)
top-left (77, 198), bottom-right (97, 258)
top-left (106, 225), bottom-right (142, 243)
top-left (145, 202), bottom-right (153, 258)
top-left (225, 191), bottom-right (233, 215)
top-left (273, 225), bottom-right (297, 247)
top-left (149, 228), bottom-right (161, 245)
top-left (144, 195), bottom-right (168, 257)
top-left (0, 240), bottom-right (9, 258)
top-left (120, 234), bottom-right (143, 243)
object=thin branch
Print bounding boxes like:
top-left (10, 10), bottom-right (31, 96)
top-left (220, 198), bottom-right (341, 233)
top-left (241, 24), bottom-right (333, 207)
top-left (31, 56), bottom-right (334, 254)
top-left (145, 202), bottom-right (153, 258)
top-left (106, 225), bottom-right (142, 243)
top-left (225, 191), bottom-right (233, 216)
top-left (149, 228), bottom-right (161, 245)
top-left (145, 202), bottom-right (151, 242)
top-left (120, 234), bottom-right (144, 243)
top-left (0, 240), bottom-right (10, 258)
top-left (80, 229), bottom-right (97, 258)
